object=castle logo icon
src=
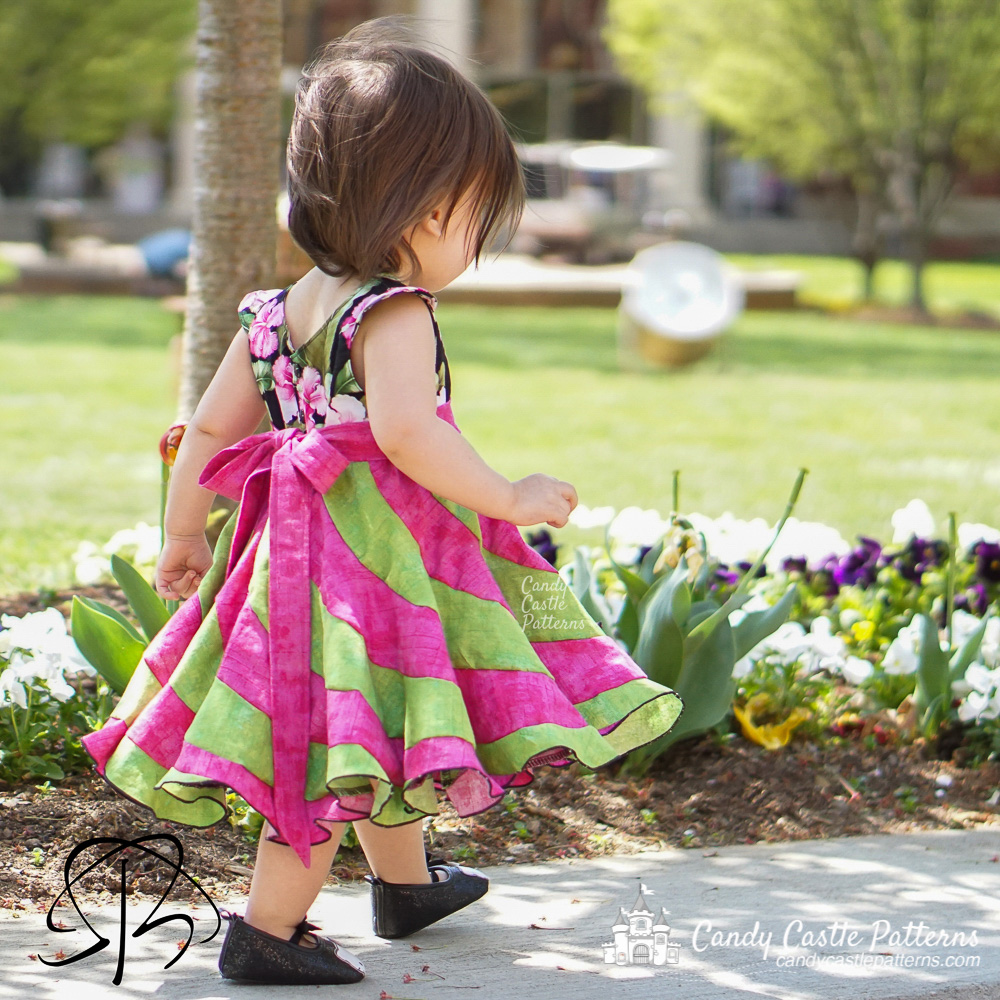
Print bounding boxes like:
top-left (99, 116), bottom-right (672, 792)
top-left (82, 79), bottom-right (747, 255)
top-left (602, 882), bottom-right (680, 966)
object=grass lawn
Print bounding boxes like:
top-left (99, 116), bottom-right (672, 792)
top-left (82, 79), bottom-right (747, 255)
top-left (3, 259), bottom-right (1000, 595)
top-left (0, 296), bottom-right (180, 593)
top-left (724, 253), bottom-right (1000, 319)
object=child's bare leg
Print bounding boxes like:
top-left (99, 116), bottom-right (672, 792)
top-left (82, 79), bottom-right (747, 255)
top-left (242, 819), bottom-right (347, 946)
top-left (353, 777), bottom-right (432, 884)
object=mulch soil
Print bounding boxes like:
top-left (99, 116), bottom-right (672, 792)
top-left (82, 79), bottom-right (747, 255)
top-left (2, 586), bottom-right (999, 918)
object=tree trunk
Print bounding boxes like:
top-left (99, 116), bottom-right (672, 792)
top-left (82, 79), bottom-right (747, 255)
top-left (851, 183), bottom-right (885, 303)
top-left (176, 0), bottom-right (283, 421)
top-left (905, 225), bottom-right (929, 314)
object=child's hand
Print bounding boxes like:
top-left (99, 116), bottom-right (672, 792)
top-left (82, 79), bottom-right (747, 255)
top-left (507, 474), bottom-right (578, 528)
top-left (155, 536), bottom-right (214, 601)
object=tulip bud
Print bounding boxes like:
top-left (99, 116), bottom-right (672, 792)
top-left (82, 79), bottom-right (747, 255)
top-left (159, 423), bottom-right (187, 466)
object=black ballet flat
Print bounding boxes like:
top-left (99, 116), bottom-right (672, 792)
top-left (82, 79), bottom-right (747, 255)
top-left (217, 908), bottom-right (365, 984)
top-left (364, 852), bottom-right (489, 939)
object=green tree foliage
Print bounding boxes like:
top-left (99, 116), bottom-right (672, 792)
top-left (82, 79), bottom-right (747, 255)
top-left (0, 0), bottom-right (196, 148)
top-left (605, 0), bottom-right (1000, 311)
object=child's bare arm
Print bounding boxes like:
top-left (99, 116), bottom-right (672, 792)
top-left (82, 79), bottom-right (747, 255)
top-left (156, 330), bottom-right (267, 599)
top-left (360, 296), bottom-right (577, 527)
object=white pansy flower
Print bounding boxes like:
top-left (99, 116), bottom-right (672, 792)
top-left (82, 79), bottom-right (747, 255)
top-left (950, 609), bottom-right (985, 651)
top-left (610, 544), bottom-right (640, 565)
top-left (131, 522), bottom-right (162, 565)
top-left (6, 652), bottom-right (76, 703)
top-left (686, 511), bottom-right (771, 566)
top-left (882, 640), bottom-right (918, 674)
top-left (608, 506), bottom-right (671, 547)
top-left (72, 539), bottom-right (100, 560)
top-left (980, 617), bottom-right (1000, 669)
top-left (568, 504), bottom-right (616, 529)
top-left (891, 499), bottom-right (935, 543)
top-left (102, 526), bottom-right (139, 556)
top-left (881, 619), bottom-right (925, 675)
top-left (763, 518), bottom-right (849, 573)
top-left (958, 522), bottom-right (1000, 549)
top-left (732, 655), bottom-right (754, 678)
top-left (799, 616), bottom-right (849, 675)
top-left (962, 663), bottom-right (1000, 695)
top-left (841, 656), bottom-right (874, 685)
top-left (958, 689), bottom-right (1000, 723)
top-left (0, 608), bottom-right (68, 653)
top-left (75, 555), bottom-right (111, 585)
top-left (0, 668), bottom-right (28, 709)
top-left (753, 621), bottom-right (809, 666)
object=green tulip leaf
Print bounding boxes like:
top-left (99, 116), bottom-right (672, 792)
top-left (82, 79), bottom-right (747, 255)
top-left (638, 539), bottom-right (664, 584)
top-left (71, 596), bottom-right (148, 695)
top-left (914, 614), bottom-right (950, 716)
top-left (110, 554), bottom-right (170, 643)
top-left (731, 584), bottom-right (798, 662)
top-left (949, 611), bottom-right (992, 684)
top-left (637, 555), bottom-right (691, 631)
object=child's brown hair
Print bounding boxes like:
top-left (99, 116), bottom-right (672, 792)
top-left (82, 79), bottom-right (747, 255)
top-left (286, 16), bottom-right (525, 283)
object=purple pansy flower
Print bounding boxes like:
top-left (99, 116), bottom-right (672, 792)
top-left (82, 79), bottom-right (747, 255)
top-left (527, 529), bottom-right (559, 566)
top-left (781, 556), bottom-right (808, 574)
top-left (713, 566), bottom-right (740, 587)
top-left (974, 541), bottom-right (1000, 583)
top-left (829, 536), bottom-right (882, 588)
top-left (889, 536), bottom-right (948, 582)
top-left (955, 583), bottom-right (988, 616)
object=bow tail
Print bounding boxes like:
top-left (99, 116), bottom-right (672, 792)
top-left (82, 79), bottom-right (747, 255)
top-left (267, 456), bottom-right (316, 868)
top-left (226, 470), bottom-right (271, 576)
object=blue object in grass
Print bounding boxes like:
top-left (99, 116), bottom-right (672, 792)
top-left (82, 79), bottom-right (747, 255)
top-left (137, 228), bottom-right (191, 277)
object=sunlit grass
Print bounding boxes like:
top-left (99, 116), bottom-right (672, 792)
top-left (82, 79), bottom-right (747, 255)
top-left (3, 271), bottom-right (1000, 595)
top-left (723, 253), bottom-right (1000, 319)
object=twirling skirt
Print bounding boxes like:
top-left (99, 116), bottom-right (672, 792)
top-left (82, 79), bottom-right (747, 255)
top-left (80, 401), bottom-right (683, 867)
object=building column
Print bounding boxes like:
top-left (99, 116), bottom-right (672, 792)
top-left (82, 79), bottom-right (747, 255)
top-left (649, 99), bottom-right (714, 226)
top-left (166, 66), bottom-right (196, 217)
top-left (415, 0), bottom-right (475, 78)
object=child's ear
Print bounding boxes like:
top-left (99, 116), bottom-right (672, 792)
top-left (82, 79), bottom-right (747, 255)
top-left (421, 206), bottom-right (445, 239)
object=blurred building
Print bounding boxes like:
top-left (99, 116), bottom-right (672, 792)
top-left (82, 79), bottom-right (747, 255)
top-left (3, 0), bottom-right (999, 259)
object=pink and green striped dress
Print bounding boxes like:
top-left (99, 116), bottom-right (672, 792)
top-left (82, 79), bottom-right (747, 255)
top-left (81, 274), bottom-right (684, 867)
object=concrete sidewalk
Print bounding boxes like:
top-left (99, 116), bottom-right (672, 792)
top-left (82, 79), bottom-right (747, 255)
top-left (2, 827), bottom-right (998, 1000)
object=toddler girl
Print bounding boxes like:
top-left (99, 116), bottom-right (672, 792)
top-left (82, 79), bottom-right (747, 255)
top-left (80, 16), bottom-right (683, 987)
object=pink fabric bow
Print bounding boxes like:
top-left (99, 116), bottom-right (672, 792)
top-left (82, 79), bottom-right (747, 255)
top-left (198, 401), bottom-right (458, 866)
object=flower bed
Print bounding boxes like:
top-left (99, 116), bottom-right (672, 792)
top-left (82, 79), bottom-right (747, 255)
top-left (527, 497), bottom-right (1000, 766)
top-left (3, 495), bottom-right (999, 787)
top-left (1, 497), bottom-right (999, 908)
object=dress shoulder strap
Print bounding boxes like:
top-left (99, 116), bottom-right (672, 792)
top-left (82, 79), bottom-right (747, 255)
top-left (238, 287), bottom-right (286, 335)
top-left (327, 275), bottom-right (451, 403)
top-left (333, 276), bottom-right (438, 350)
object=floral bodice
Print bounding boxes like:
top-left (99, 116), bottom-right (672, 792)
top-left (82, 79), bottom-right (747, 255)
top-left (238, 274), bottom-right (452, 432)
